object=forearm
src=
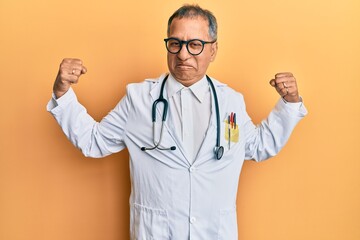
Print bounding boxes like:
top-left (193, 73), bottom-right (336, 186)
top-left (245, 98), bottom-right (307, 161)
top-left (47, 88), bottom-right (124, 158)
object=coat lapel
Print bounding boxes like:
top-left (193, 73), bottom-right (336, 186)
top-left (149, 75), bottom-right (190, 166)
top-left (148, 75), bottom-right (227, 166)
top-left (194, 78), bottom-right (227, 164)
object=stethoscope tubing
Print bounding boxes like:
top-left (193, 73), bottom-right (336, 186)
top-left (206, 75), bottom-right (224, 160)
top-left (141, 74), bottom-right (223, 159)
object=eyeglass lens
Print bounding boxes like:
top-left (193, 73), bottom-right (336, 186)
top-left (166, 39), bottom-right (204, 55)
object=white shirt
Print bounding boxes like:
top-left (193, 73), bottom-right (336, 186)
top-left (166, 74), bottom-right (211, 163)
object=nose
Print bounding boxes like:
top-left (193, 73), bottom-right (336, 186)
top-left (176, 43), bottom-right (191, 60)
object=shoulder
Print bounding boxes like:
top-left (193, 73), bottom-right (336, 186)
top-left (209, 76), bottom-right (245, 100)
top-left (125, 74), bottom-right (167, 94)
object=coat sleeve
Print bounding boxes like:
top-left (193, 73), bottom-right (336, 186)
top-left (46, 87), bottom-right (131, 158)
top-left (243, 97), bottom-right (308, 162)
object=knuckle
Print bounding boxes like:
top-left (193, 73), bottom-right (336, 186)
top-left (62, 58), bottom-right (71, 63)
top-left (61, 58), bottom-right (83, 66)
top-left (73, 58), bottom-right (83, 65)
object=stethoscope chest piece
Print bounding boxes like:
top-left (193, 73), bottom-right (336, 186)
top-left (214, 146), bottom-right (224, 160)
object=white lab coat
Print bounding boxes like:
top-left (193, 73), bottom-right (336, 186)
top-left (47, 74), bottom-right (307, 239)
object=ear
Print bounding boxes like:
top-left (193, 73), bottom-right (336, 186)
top-left (210, 42), bottom-right (218, 62)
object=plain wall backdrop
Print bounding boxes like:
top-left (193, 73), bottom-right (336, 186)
top-left (0, 0), bottom-right (359, 239)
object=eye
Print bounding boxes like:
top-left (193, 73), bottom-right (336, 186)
top-left (168, 40), bottom-right (180, 47)
top-left (170, 42), bottom-right (180, 47)
top-left (189, 41), bottom-right (202, 48)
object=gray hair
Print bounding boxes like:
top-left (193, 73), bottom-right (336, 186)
top-left (167, 4), bottom-right (218, 41)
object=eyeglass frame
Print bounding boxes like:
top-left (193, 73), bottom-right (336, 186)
top-left (164, 37), bottom-right (217, 56)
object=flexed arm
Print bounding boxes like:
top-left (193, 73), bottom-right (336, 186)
top-left (48, 58), bottom-right (129, 158)
top-left (244, 72), bottom-right (307, 161)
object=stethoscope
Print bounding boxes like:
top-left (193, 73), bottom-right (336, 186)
top-left (141, 74), bottom-right (224, 160)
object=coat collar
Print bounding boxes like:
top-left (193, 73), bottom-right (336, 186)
top-left (149, 73), bottom-right (227, 102)
top-left (148, 73), bottom-right (228, 165)
top-left (167, 74), bottom-right (209, 103)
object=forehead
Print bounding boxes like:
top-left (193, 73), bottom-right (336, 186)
top-left (168, 17), bottom-right (210, 39)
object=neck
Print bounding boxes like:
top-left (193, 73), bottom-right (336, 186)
top-left (172, 74), bottom-right (205, 87)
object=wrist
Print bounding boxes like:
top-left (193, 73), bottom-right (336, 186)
top-left (53, 90), bottom-right (68, 99)
top-left (283, 94), bottom-right (300, 103)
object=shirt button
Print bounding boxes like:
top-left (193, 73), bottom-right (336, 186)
top-left (189, 166), bottom-right (196, 172)
top-left (190, 217), bottom-right (196, 224)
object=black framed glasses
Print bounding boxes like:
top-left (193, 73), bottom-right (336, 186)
top-left (164, 37), bottom-right (217, 56)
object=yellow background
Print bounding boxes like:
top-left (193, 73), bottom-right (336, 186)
top-left (1, 0), bottom-right (359, 239)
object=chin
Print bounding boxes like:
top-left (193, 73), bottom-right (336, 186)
top-left (173, 72), bottom-right (201, 86)
top-left (173, 72), bottom-right (191, 81)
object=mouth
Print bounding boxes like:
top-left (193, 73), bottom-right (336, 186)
top-left (176, 64), bottom-right (193, 70)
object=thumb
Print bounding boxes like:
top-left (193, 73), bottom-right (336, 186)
top-left (81, 66), bottom-right (87, 74)
top-left (269, 79), bottom-right (276, 87)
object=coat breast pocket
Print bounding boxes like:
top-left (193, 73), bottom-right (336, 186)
top-left (131, 203), bottom-right (170, 240)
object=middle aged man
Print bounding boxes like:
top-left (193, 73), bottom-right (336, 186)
top-left (47, 4), bottom-right (307, 239)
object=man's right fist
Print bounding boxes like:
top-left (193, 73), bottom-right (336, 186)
top-left (53, 58), bottom-right (87, 98)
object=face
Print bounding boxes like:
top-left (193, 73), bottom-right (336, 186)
top-left (167, 17), bottom-right (218, 86)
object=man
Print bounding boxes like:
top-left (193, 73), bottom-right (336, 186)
top-left (47, 4), bottom-right (307, 240)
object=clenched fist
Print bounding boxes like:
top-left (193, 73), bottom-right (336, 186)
top-left (53, 58), bottom-right (87, 98)
top-left (269, 72), bottom-right (300, 103)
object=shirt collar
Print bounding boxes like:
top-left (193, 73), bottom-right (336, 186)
top-left (167, 74), bottom-right (209, 103)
